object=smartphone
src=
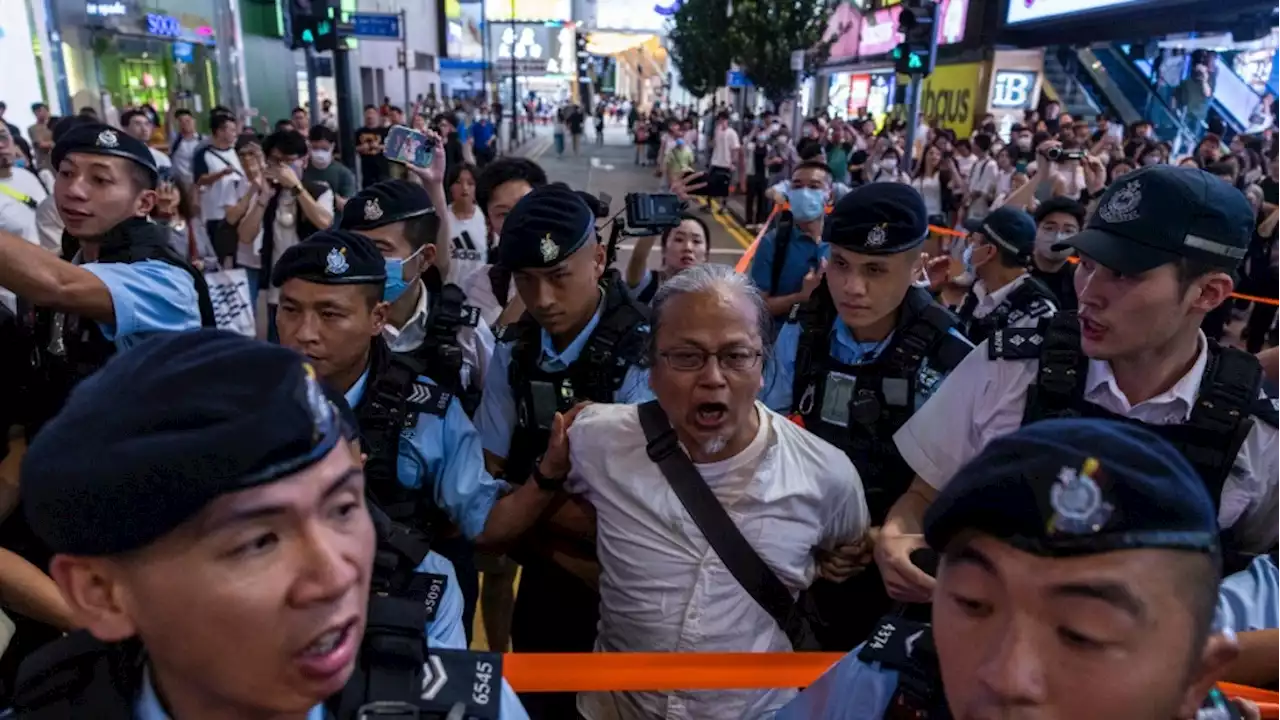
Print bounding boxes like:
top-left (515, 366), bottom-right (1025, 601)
top-left (383, 124), bottom-right (434, 168)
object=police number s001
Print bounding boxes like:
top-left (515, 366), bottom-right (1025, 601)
top-left (473, 661), bottom-right (494, 705)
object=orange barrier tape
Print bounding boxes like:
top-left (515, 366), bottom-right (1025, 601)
top-left (503, 652), bottom-right (844, 692)
top-left (1222, 682), bottom-right (1280, 718)
top-left (732, 206), bottom-right (779, 274)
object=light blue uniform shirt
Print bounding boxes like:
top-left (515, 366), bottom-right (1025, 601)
top-left (345, 369), bottom-right (508, 541)
top-left (134, 551), bottom-right (529, 719)
top-left (82, 260), bottom-right (203, 350)
top-left (748, 228), bottom-right (829, 301)
top-left (476, 300), bottom-right (653, 459)
top-left (775, 642), bottom-right (900, 720)
top-left (760, 321), bottom-right (969, 413)
top-left (1216, 554), bottom-right (1280, 633)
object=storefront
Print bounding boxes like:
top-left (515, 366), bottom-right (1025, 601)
top-left (983, 50), bottom-right (1044, 139)
top-left (918, 61), bottom-right (985, 135)
top-left (50, 0), bottom-right (232, 128)
top-left (828, 70), bottom-right (894, 122)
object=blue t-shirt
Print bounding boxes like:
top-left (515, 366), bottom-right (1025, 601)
top-left (471, 121), bottom-right (495, 148)
top-left (748, 227), bottom-right (828, 305)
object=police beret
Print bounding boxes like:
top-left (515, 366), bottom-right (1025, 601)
top-left (272, 229), bottom-right (387, 288)
top-left (824, 182), bottom-right (929, 254)
top-left (340, 179), bottom-right (435, 231)
top-left (50, 122), bottom-right (157, 180)
top-left (924, 418), bottom-right (1219, 560)
top-left (497, 184), bottom-right (596, 270)
top-left (962, 205), bottom-right (1037, 258)
top-left (22, 330), bottom-right (347, 556)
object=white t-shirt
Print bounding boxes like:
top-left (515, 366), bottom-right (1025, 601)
top-left (170, 134), bottom-right (203, 186)
top-left (149, 147), bottom-right (172, 172)
top-left (0, 169), bottom-right (48, 245)
top-left (444, 204), bottom-right (489, 287)
top-left (198, 146), bottom-right (244, 222)
top-left (711, 126), bottom-right (741, 170)
top-left (460, 263), bottom-right (517, 328)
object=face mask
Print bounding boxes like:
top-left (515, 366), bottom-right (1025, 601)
top-left (675, 138), bottom-right (684, 147)
top-left (310, 149), bottom-right (332, 168)
top-left (789, 188), bottom-right (826, 221)
top-left (770, 122), bottom-right (781, 132)
top-left (880, 158), bottom-right (899, 171)
top-left (1016, 137), bottom-right (1031, 150)
top-left (961, 244), bottom-right (977, 275)
top-left (1142, 154), bottom-right (1161, 166)
top-left (1036, 230), bottom-right (1074, 261)
top-left (383, 246), bottom-right (425, 303)
top-left (13, 158), bottom-right (26, 169)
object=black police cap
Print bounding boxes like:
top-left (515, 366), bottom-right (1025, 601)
top-left (50, 122), bottom-right (157, 181)
top-left (22, 330), bottom-right (348, 556)
top-left (962, 205), bottom-right (1037, 258)
top-left (497, 184), bottom-right (596, 270)
top-left (272, 229), bottom-right (387, 288)
top-left (925, 418), bottom-right (1220, 561)
top-left (340, 179), bottom-right (435, 231)
top-left (1056, 164), bottom-right (1253, 276)
top-left (824, 182), bottom-right (929, 255)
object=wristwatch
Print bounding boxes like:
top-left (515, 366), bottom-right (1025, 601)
top-left (531, 456), bottom-right (567, 491)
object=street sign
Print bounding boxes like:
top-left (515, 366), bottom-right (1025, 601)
top-left (790, 50), bottom-right (806, 71)
top-left (349, 12), bottom-right (400, 39)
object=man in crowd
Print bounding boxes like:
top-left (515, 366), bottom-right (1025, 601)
top-left (708, 110), bottom-right (741, 213)
top-left (472, 111), bottom-right (497, 166)
top-left (556, 262), bottom-right (869, 718)
top-left (460, 158), bottom-right (548, 327)
top-left (193, 112), bottom-right (244, 262)
top-left (26, 103), bottom-right (51, 172)
top-left (121, 108), bottom-right (171, 173)
top-left (779, 419), bottom-right (1246, 720)
top-left (749, 160), bottom-right (833, 319)
top-left (761, 183), bottom-right (971, 649)
top-left (168, 109), bottom-right (204, 188)
top-left (877, 164), bottom-right (1279, 607)
top-left (291, 106), bottom-right (309, 131)
top-left (954, 205), bottom-right (1059, 345)
top-left (0, 124), bottom-right (48, 281)
top-left (475, 184), bottom-right (653, 718)
top-left (355, 105), bottom-right (389, 188)
top-left (10, 329), bottom-right (528, 718)
top-left (304, 124), bottom-right (357, 214)
top-left (1028, 196), bottom-right (1086, 312)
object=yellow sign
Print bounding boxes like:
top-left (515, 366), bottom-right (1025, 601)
top-left (919, 62), bottom-right (983, 136)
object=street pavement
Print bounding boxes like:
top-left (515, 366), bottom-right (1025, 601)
top-left (510, 124), bottom-right (754, 275)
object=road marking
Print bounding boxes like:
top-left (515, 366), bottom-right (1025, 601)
top-left (709, 207), bottom-right (753, 250)
top-left (589, 157), bottom-right (616, 171)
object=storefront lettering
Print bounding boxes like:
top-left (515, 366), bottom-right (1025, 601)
top-left (922, 87), bottom-right (970, 125)
top-left (991, 70), bottom-right (1037, 110)
top-left (87, 2), bottom-right (128, 16)
top-left (146, 13), bottom-right (181, 38)
top-left (919, 62), bottom-right (982, 134)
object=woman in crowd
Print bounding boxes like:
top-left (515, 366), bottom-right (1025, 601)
top-left (625, 213), bottom-right (712, 305)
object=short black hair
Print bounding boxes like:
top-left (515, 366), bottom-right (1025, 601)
top-left (660, 213), bottom-right (712, 254)
top-left (262, 129), bottom-right (308, 159)
top-left (308, 124), bottom-right (337, 144)
top-left (446, 161), bottom-right (478, 191)
top-left (716, 110), bottom-right (730, 122)
top-left (0, 101), bottom-right (6, 111)
top-left (364, 104), bottom-right (378, 112)
top-left (794, 160), bottom-right (833, 178)
top-left (292, 107), bottom-right (306, 115)
top-left (274, 119), bottom-right (295, 132)
top-left (390, 106), bottom-right (403, 114)
top-left (1205, 160), bottom-right (1237, 179)
top-left (403, 213), bottom-right (442, 251)
top-left (174, 108), bottom-right (193, 118)
top-left (210, 113), bottom-right (237, 133)
top-left (78, 107), bottom-right (98, 117)
top-left (211, 105), bottom-right (231, 116)
top-left (475, 157), bottom-right (547, 214)
top-left (120, 109), bottom-right (148, 127)
top-left (798, 143), bottom-right (824, 161)
top-left (1034, 196), bottom-right (1087, 227)
top-left (973, 133), bottom-right (992, 153)
top-left (31, 103), bottom-right (46, 113)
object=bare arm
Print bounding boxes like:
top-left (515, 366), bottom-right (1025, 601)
top-left (238, 191), bottom-right (268, 246)
top-left (1258, 206), bottom-right (1279, 238)
top-left (0, 548), bottom-right (77, 630)
top-left (1257, 347), bottom-right (1278, 385)
top-left (626, 234), bottom-right (659, 288)
top-left (1220, 629), bottom-right (1279, 687)
top-left (0, 231), bottom-right (114, 324)
top-left (223, 184), bottom-right (257, 226)
top-left (294, 187), bottom-right (333, 230)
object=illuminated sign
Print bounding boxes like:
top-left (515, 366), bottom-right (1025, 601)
top-left (856, 0), bottom-right (967, 58)
top-left (1006, 0), bottom-right (1146, 25)
top-left (491, 24), bottom-right (573, 75)
top-left (86, 1), bottom-right (127, 16)
top-left (991, 70), bottom-right (1038, 109)
top-left (146, 13), bottom-right (181, 37)
top-left (485, 0), bottom-right (571, 23)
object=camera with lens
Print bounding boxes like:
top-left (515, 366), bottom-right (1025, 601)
top-left (624, 192), bottom-right (685, 233)
top-left (1044, 146), bottom-right (1085, 162)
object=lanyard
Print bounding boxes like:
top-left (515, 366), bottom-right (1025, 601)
top-left (0, 183), bottom-right (36, 210)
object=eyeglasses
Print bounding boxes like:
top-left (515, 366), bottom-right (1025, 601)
top-left (659, 347), bottom-right (762, 372)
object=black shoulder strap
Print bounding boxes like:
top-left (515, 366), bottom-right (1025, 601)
top-left (1003, 275), bottom-right (1059, 325)
top-left (769, 211), bottom-right (795, 296)
top-left (791, 282), bottom-right (836, 413)
top-left (1020, 312), bottom-right (1087, 424)
top-left (1187, 344), bottom-right (1263, 504)
top-left (575, 276), bottom-right (651, 398)
top-left (886, 287), bottom-right (969, 375)
top-left (856, 616), bottom-right (950, 719)
top-left (11, 632), bottom-right (142, 719)
top-left (636, 400), bottom-right (818, 651)
top-left (358, 342), bottom-right (430, 521)
top-left (635, 269), bottom-right (661, 305)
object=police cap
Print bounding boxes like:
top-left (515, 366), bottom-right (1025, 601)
top-left (824, 182), bottom-right (929, 254)
top-left (50, 122), bottom-right (157, 183)
top-left (924, 418), bottom-right (1220, 561)
top-left (497, 183), bottom-right (596, 270)
top-left (962, 205), bottom-right (1037, 259)
top-left (1056, 164), bottom-right (1253, 275)
top-left (22, 330), bottom-right (350, 556)
top-left (272, 228), bottom-right (387, 288)
top-left (340, 179), bottom-right (435, 232)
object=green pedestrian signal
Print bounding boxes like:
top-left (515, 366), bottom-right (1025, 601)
top-left (317, 20), bottom-right (331, 35)
top-left (908, 53), bottom-right (923, 70)
top-left (301, 28), bottom-right (315, 43)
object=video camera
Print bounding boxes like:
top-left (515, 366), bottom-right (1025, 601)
top-left (591, 191), bottom-right (687, 266)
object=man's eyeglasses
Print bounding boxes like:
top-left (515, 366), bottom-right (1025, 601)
top-left (659, 347), bottom-right (763, 372)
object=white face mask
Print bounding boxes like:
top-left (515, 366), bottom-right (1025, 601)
top-left (1036, 229), bottom-right (1075, 261)
top-left (309, 149), bottom-right (332, 168)
top-left (880, 158), bottom-right (899, 171)
top-left (1016, 137), bottom-right (1031, 150)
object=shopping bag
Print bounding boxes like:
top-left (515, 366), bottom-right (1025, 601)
top-left (205, 268), bottom-right (256, 337)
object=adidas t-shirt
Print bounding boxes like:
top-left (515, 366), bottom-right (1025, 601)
top-left (444, 205), bottom-right (489, 288)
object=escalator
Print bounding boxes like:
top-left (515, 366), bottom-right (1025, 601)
top-left (1073, 45), bottom-right (1201, 155)
top-left (1126, 52), bottom-right (1258, 136)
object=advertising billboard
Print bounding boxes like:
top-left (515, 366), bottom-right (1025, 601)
top-left (919, 62), bottom-right (983, 135)
top-left (594, 0), bottom-right (668, 32)
top-left (491, 23), bottom-right (576, 76)
top-left (486, 0), bottom-right (572, 23)
top-left (857, 0), bottom-right (968, 58)
top-left (1005, 0), bottom-right (1147, 26)
top-left (446, 0), bottom-right (486, 60)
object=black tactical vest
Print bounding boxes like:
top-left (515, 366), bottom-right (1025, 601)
top-left (501, 273), bottom-right (650, 484)
top-left (991, 312), bottom-right (1279, 570)
top-left (393, 282), bottom-right (483, 416)
top-left (355, 339), bottom-right (455, 531)
top-left (955, 275), bottom-right (1057, 347)
top-left (790, 283), bottom-right (972, 524)
top-left (18, 218), bottom-right (216, 436)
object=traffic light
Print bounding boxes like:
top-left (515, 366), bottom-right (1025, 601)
top-left (288, 0), bottom-right (314, 50)
top-left (287, 0), bottom-right (338, 51)
top-left (894, 0), bottom-right (938, 75)
top-left (313, 0), bottom-right (339, 53)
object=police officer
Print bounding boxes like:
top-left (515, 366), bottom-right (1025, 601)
top-left (779, 418), bottom-right (1244, 720)
top-left (341, 179), bottom-right (494, 414)
top-left (474, 183), bottom-right (652, 717)
top-left (878, 164), bottom-right (1278, 606)
top-left (760, 182), bottom-right (972, 650)
top-left (953, 204), bottom-right (1058, 345)
top-left (463, 158), bottom-right (549, 328)
top-left (9, 329), bottom-right (526, 719)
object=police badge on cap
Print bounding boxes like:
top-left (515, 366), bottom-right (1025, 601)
top-left (1048, 457), bottom-right (1114, 536)
top-left (540, 233), bottom-right (559, 263)
top-left (325, 247), bottom-right (350, 276)
top-left (97, 129), bottom-right (119, 149)
top-left (364, 198), bottom-right (384, 223)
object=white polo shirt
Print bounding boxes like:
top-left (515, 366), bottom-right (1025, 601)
top-left (893, 333), bottom-right (1279, 551)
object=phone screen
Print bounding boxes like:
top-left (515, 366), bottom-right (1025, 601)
top-left (383, 125), bottom-right (434, 168)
